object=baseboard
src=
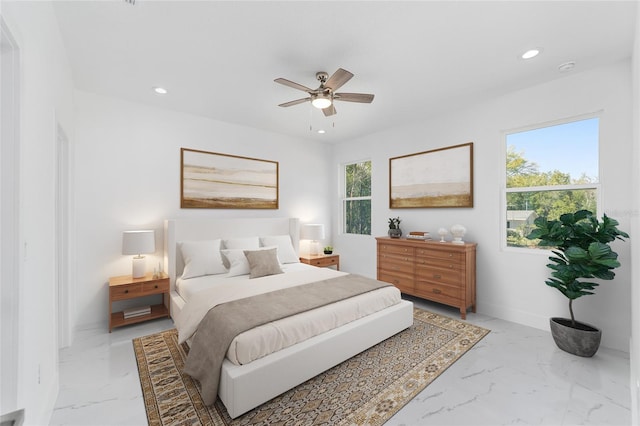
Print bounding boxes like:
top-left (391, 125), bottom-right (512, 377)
top-left (36, 373), bottom-right (58, 426)
top-left (631, 338), bottom-right (639, 426)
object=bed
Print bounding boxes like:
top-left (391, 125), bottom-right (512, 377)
top-left (164, 217), bottom-right (414, 418)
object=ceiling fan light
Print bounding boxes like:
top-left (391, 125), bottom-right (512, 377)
top-left (311, 95), bottom-right (332, 109)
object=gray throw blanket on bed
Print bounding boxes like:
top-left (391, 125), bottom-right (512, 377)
top-left (183, 273), bottom-right (391, 405)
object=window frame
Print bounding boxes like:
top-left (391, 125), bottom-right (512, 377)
top-left (341, 158), bottom-right (372, 236)
top-left (501, 113), bottom-right (602, 252)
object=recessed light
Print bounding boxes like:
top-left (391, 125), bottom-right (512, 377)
top-left (521, 48), bottom-right (542, 60)
top-left (558, 61), bottom-right (576, 72)
top-left (317, 129), bottom-right (326, 134)
top-left (153, 87), bottom-right (168, 95)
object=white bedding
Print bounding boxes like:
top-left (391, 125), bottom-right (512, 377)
top-left (174, 264), bottom-right (402, 366)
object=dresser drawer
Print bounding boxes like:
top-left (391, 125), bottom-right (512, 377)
top-left (379, 253), bottom-right (415, 275)
top-left (414, 281), bottom-right (460, 305)
top-left (415, 265), bottom-right (463, 286)
top-left (142, 279), bottom-right (169, 295)
top-left (110, 283), bottom-right (142, 300)
top-left (378, 243), bottom-right (415, 256)
top-left (415, 256), bottom-right (463, 270)
top-left (416, 248), bottom-right (463, 262)
top-left (378, 272), bottom-right (415, 294)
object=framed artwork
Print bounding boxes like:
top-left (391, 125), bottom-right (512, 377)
top-left (389, 142), bottom-right (473, 208)
top-left (181, 148), bottom-right (279, 209)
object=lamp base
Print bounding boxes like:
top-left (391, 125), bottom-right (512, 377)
top-left (310, 240), bottom-right (320, 256)
top-left (132, 256), bottom-right (146, 278)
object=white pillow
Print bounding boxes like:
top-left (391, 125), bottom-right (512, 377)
top-left (259, 235), bottom-right (299, 264)
top-left (179, 239), bottom-right (226, 279)
top-left (222, 237), bottom-right (260, 269)
top-left (222, 237), bottom-right (260, 249)
top-left (221, 246), bottom-right (277, 277)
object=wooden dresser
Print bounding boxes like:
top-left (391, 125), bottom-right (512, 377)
top-left (376, 237), bottom-right (477, 319)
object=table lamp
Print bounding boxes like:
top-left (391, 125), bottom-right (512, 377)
top-left (301, 224), bottom-right (325, 256)
top-left (122, 230), bottom-right (155, 278)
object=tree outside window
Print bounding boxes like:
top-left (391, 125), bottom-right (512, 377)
top-left (505, 117), bottom-right (599, 248)
top-left (343, 160), bottom-right (371, 235)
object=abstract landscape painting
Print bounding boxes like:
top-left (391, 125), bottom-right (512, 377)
top-left (390, 142), bottom-right (473, 208)
top-left (181, 148), bottom-right (279, 209)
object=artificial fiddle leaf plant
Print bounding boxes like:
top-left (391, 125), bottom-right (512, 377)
top-left (527, 209), bottom-right (629, 328)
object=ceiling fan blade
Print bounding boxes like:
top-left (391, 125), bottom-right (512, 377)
top-left (274, 78), bottom-right (314, 93)
top-left (324, 68), bottom-right (354, 92)
top-left (334, 93), bottom-right (375, 103)
top-left (322, 104), bottom-right (336, 117)
top-left (278, 97), bottom-right (310, 107)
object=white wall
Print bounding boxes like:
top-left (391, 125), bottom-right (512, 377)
top-left (1, 2), bottom-right (75, 424)
top-left (333, 60), bottom-right (634, 352)
top-left (72, 91), bottom-right (333, 328)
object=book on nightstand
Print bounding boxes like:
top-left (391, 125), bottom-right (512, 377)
top-left (123, 305), bottom-right (151, 319)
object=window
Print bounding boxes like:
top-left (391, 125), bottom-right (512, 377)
top-left (343, 160), bottom-right (371, 235)
top-left (505, 117), bottom-right (599, 248)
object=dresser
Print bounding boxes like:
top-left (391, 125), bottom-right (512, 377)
top-left (376, 237), bottom-right (476, 319)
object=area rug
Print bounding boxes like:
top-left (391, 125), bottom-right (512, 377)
top-left (133, 308), bottom-right (489, 426)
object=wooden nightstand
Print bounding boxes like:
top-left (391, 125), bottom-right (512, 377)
top-left (108, 272), bottom-right (170, 332)
top-left (299, 253), bottom-right (340, 270)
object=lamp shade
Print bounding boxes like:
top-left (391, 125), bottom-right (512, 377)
top-left (122, 230), bottom-right (156, 255)
top-left (301, 224), bottom-right (325, 241)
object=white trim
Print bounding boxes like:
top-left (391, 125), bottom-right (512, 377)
top-left (56, 123), bottom-right (72, 348)
top-left (0, 15), bottom-right (21, 415)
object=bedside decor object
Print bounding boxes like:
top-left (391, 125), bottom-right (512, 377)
top-left (181, 148), bottom-right (278, 209)
top-left (389, 142), bottom-right (473, 208)
top-left (301, 223), bottom-right (325, 256)
top-left (122, 230), bottom-right (156, 278)
top-left (388, 217), bottom-right (402, 238)
top-left (323, 246), bottom-right (333, 254)
top-left (450, 224), bottom-right (466, 244)
top-left (438, 227), bottom-right (448, 242)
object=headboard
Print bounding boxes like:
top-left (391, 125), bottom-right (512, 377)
top-left (163, 217), bottom-right (300, 292)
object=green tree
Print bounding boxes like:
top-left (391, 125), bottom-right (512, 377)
top-left (506, 148), bottom-right (597, 248)
top-left (345, 161), bottom-right (371, 235)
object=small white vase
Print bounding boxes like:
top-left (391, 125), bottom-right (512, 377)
top-left (450, 224), bottom-right (466, 244)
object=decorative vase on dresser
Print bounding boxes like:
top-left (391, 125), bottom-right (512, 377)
top-left (376, 237), bottom-right (477, 319)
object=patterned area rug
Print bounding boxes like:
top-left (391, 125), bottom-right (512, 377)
top-left (133, 308), bottom-right (489, 425)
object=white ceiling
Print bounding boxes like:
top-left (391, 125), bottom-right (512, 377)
top-left (52, 1), bottom-right (637, 144)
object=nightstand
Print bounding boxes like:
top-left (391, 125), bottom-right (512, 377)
top-left (108, 272), bottom-right (170, 332)
top-left (299, 253), bottom-right (340, 270)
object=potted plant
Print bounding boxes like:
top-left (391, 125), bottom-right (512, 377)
top-left (527, 209), bottom-right (629, 357)
top-left (323, 246), bottom-right (333, 254)
top-left (388, 217), bottom-right (402, 238)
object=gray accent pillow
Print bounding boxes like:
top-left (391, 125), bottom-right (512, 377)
top-left (244, 248), bottom-right (283, 279)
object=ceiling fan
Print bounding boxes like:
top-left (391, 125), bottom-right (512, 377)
top-left (274, 68), bottom-right (374, 117)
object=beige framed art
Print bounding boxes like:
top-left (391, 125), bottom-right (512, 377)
top-left (181, 148), bottom-right (279, 209)
top-left (389, 142), bottom-right (473, 208)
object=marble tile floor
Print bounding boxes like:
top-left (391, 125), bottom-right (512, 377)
top-left (50, 297), bottom-right (631, 425)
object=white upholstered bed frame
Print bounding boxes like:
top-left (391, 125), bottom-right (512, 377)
top-left (164, 217), bottom-right (414, 418)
